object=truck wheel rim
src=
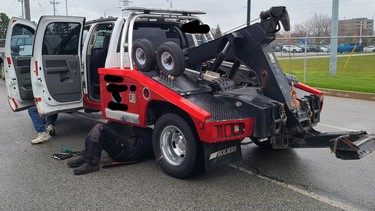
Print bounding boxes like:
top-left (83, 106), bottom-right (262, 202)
top-left (160, 125), bottom-right (186, 166)
top-left (160, 52), bottom-right (174, 71)
top-left (135, 48), bottom-right (146, 65)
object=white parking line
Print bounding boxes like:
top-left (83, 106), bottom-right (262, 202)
top-left (319, 123), bottom-right (374, 134)
top-left (318, 123), bottom-right (356, 132)
top-left (229, 164), bottom-right (360, 211)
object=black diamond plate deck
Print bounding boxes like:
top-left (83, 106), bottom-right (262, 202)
top-left (185, 93), bottom-right (251, 122)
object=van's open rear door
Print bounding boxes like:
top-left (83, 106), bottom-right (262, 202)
top-left (4, 17), bottom-right (36, 111)
top-left (30, 16), bottom-right (85, 115)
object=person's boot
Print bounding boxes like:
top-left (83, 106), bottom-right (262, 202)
top-left (67, 155), bottom-right (84, 168)
top-left (73, 163), bottom-right (100, 175)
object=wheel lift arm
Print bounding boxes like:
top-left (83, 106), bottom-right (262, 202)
top-left (278, 130), bottom-right (375, 160)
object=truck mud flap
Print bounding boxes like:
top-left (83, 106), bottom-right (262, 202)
top-left (203, 140), bottom-right (242, 172)
top-left (330, 133), bottom-right (375, 160)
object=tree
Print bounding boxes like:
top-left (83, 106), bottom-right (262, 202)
top-left (291, 23), bottom-right (308, 37)
top-left (292, 14), bottom-right (331, 37)
top-left (212, 24), bottom-right (222, 39)
top-left (0, 13), bottom-right (10, 39)
top-left (52, 23), bottom-right (73, 36)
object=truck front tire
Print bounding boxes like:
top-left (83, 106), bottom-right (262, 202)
top-left (153, 113), bottom-right (198, 179)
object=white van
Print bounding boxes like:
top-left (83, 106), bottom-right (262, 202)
top-left (4, 12), bottom-right (201, 115)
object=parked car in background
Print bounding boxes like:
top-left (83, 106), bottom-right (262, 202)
top-left (363, 45), bottom-right (375, 52)
top-left (337, 43), bottom-right (363, 53)
top-left (0, 47), bottom-right (4, 65)
top-left (11, 35), bottom-right (34, 56)
top-left (1, 38), bottom-right (6, 80)
top-left (282, 45), bottom-right (303, 53)
top-left (297, 45), bottom-right (305, 52)
top-left (306, 45), bottom-right (319, 52)
top-left (271, 45), bottom-right (282, 52)
top-left (318, 45), bottom-right (330, 52)
top-left (0, 48), bottom-right (4, 80)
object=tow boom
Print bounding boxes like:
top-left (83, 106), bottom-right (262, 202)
top-left (185, 6), bottom-right (375, 160)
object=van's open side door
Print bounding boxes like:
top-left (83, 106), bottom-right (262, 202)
top-left (31, 16), bottom-right (85, 115)
top-left (4, 17), bottom-right (36, 111)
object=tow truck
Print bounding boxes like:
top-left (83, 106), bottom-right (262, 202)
top-left (3, 6), bottom-right (375, 178)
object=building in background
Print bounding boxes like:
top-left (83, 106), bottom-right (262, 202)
top-left (339, 18), bottom-right (374, 36)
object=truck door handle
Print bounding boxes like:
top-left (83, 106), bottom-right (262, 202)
top-left (60, 76), bottom-right (71, 82)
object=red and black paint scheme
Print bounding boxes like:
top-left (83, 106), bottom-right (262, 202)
top-left (98, 67), bottom-right (253, 175)
top-left (97, 6), bottom-right (375, 178)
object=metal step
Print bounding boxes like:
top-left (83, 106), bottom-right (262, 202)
top-left (67, 110), bottom-right (109, 124)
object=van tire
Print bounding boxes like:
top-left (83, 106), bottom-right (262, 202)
top-left (132, 39), bottom-right (156, 72)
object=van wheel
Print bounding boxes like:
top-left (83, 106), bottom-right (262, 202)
top-left (153, 113), bottom-right (198, 179)
top-left (132, 39), bottom-right (156, 72)
top-left (156, 42), bottom-right (185, 77)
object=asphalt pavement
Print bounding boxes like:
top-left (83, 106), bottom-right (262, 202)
top-left (0, 81), bottom-right (374, 210)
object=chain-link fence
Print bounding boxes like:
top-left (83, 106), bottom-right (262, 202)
top-left (272, 36), bottom-right (375, 93)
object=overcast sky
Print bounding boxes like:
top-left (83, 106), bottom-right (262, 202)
top-left (1, 0), bottom-right (375, 32)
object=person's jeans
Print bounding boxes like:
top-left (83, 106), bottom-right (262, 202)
top-left (28, 106), bottom-right (58, 133)
top-left (84, 124), bottom-right (127, 165)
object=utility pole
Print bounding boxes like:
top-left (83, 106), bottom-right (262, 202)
top-left (166, 0), bottom-right (172, 9)
top-left (18, 0), bottom-right (25, 18)
top-left (329, 0), bottom-right (339, 76)
top-left (50, 0), bottom-right (60, 16)
top-left (119, 0), bottom-right (132, 17)
top-left (247, 0), bottom-right (251, 25)
top-left (359, 20), bottom-right (363, 45)
top-left (66, 0), bottom-right (68, 15)
top-left (25, 0), bottom-right (31, 20)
